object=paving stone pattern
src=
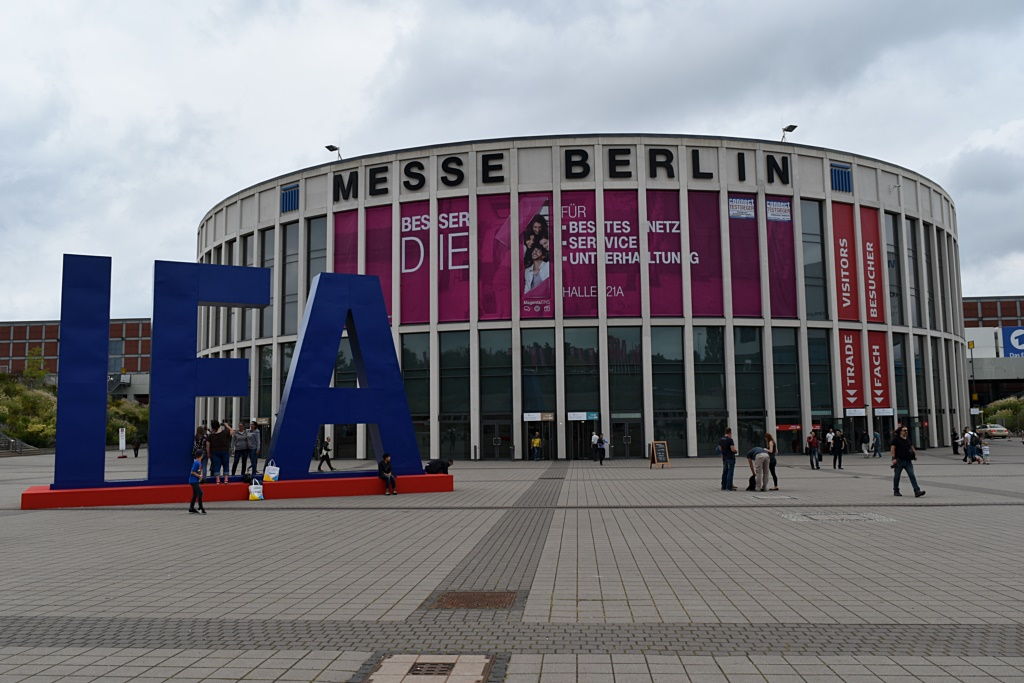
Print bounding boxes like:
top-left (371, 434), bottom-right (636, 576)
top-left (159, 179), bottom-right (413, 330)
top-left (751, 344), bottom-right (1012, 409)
top-left (2, 448), bottom-right (1024, 681)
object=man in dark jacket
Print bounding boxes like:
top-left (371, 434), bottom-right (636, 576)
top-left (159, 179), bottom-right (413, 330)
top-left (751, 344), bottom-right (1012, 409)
top-left (425, 458), bottom-right (452, 474)
top-left (378, 453), bottom-right (397, 495)
top-left (890, 425), bottom-right (925, 498)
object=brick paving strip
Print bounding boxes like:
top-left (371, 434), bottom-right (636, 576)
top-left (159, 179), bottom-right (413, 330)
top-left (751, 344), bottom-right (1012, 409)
top-left (0, 616), bottom-right (1020, 657)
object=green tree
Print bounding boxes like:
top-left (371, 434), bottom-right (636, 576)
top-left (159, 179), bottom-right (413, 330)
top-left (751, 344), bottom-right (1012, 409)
top-left (22, 346), bottom-right (47, 389)
top-left (106, 398), bottom-right (149, 446)
top-left (0, 374), bottom-right (57, 447)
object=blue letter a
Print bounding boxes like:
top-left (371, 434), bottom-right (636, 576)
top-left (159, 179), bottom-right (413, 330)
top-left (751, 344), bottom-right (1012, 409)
top-left (269, 273), bottom-right (422, 477)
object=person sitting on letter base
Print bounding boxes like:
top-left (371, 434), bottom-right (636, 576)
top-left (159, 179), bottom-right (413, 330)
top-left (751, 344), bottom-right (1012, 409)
top-left (378, 453), bottom-right (398, 495)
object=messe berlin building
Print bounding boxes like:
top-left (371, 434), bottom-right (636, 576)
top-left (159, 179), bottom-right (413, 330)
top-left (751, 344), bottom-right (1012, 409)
top-left (195, 134), bottom-right (966, 460)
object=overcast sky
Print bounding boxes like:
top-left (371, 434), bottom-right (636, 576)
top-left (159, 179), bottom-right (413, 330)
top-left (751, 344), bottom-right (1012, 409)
top-left (2, 0), bottom-right (1022, 320)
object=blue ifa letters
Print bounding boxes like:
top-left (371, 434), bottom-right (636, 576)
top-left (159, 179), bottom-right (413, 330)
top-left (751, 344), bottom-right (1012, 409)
top-left (52, 255), bottom-right (422, 489)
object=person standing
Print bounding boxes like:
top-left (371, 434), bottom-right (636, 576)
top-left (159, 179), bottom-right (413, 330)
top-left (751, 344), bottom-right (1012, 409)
top-left (591, 431), bottom-right (599, 461)
top-left (246, 421), bottom-right (261, 476)
top-left (188, 450), bottom-right (206, 514)
top-left (766, 433), bottom-right (780, 491)
top-left (207, 420), bottom-right (233, 484)
top-left (230, 422), bottom-right (250, 476)
top-left (824, 428), bottom-right (835, 462)
top-left (192, 426), bottom-right (208, 476)
top-left (860, 431), bottom-right (871, 457)
top-left (530, 431), bottom-right (543, 461)
top-left (833, 430), bottom-right (847, 470)
top-left (891, 425), bottom-right (925, 497)
top-left (951, 429), bottom-right (960, 456)
top-left (317, 436), bottom-right (335, 471)
top-left (719, 427), bottom-right (737, 491)
top-left (378, 452), bottom-right (397, 495)
top-left (806, 431), bottom-right (821, 470)
top-left (871, 430), bottom-right (883, 458)
top-left (596, 433), bottom-right (606, 465)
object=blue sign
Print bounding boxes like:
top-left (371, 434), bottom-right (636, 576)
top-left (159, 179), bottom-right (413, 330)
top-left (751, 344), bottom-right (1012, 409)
top-left (1003, 327), bottom-right (1024, 358)
top-left (52, 255), bottom-right (422, 490)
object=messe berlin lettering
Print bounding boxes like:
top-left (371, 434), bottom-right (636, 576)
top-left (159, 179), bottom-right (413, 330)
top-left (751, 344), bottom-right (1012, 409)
top-left (333, 148), bottom-right (792, 201)
top-left (52, 255), bottom-right (422, 491)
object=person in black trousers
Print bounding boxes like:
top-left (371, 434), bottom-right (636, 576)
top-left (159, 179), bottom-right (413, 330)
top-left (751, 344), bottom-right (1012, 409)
top-left (833, 430), bottom-right (847, 469)
top-left (765, 432), bottom-right (779, 490)
top-left (188, 451), bottom-right (206, 514)
top-left (317, 436), bottom-right (335, 471)
top-left (378, 452), bottom-right (397, 495)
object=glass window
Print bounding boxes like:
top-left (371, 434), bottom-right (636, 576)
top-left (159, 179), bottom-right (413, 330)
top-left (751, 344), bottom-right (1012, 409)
top-left (801, 200), bottom-right (828, 320)
top-left (307, 216), bottom-right (327, 292)
top-left (651, 326), bottom-right (686, 458)
top-left (402, 333), bottom-right (430, 456)
top-left (108, 338), bottom-right (124, 373)
top-left (885, 213), bottom-right (904, 326)
top-left (259, 228), bottom-right (275, 338)
top-left (923, 223), bottom-right (937, 330)
top-left (892, 333), bottom-right (910, 421)
top-left (807, 329), bottom-right (833, 425)
top-left (439, 331), bottom-right (470, 459)
top-left (734, 327), bottom-right (765, 448)
top-left (237, 347), bottom-right (250, 423)
top-left (281, 222), bottom-right (299, 336)
top-left (258, 345), bottom-right (273, 418)
top-left (564, 327), bottom-right (599, 412)
top-left (608, 327), bottom-right (643, 414)
top-left (521, 328), bottom-right (555, 412)
top-left (693, 326), bottom-right (726, 456)
top-left (240, 234), bottom-right (255, 341)
top-left (936, 227), bottom-right (949, 331)
top-left (279, 342), bottom-right (294, 398)
top-left (480, 329), bottom-right (512, 415)
top-left (906, 218), bottom-right (922, 328)
top-left (772, 328), bottom-right (800, 413)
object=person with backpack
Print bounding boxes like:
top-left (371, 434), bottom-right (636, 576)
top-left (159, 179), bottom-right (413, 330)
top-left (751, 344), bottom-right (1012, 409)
top-left (963, 427), bottom-right (979, 464)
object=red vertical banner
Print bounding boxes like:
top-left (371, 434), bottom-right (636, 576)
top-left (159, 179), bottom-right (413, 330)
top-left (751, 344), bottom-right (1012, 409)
top-left (437, 196), bottom-right (470, 322)
top-left (867, 330), bottom-right (891, 408)
top-left (839, 329), bottom-right (864, 412)
top-left (364, 205), bottom-right (393, 322)
top-left (832, 202), bottom-right (859, 321)
top-left (860, 206), bottom-right (885, 324)
top-left (561, 190), bottom-right (598, 318)
top-left (519, 192), bottom-right (555, 319)
top-left (688, 191), bottom-right (723, 316)
top-left (646, 190), bottom-right (683, 317)
top-left (765, 196), bottom-right (797, 318)
top-left (477, 194), bottom-right (511, 321)
top-left (333, 210), bottom-right (358, 275)
top-left (604, 190), bottom-right (641, 317)
top-left (400, 200), bottom-right (430, 324)
top-left (728, 193), bottom-right (760, 317)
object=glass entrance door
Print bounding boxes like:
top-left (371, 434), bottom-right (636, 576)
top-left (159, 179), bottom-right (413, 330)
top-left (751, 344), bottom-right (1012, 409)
top-left (523, 421), bottom-right (557, 460)
top-left (481, 420), bottom-right (513, 459)
top-left (611, 419), bottom-right (645, 458)
top-left (567, 420), bottom-right (593, 460)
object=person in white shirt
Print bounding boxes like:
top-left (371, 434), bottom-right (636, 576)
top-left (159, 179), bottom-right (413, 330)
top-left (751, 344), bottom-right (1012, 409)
top-left (523, 245), bottom-right (550, 293)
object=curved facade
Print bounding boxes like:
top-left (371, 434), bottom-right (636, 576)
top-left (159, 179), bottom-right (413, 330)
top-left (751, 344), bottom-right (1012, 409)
top-left (196, 134), bottom-right (966, 460)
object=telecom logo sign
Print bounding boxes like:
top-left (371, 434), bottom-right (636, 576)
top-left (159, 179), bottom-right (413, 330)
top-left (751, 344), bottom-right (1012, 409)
top-left (867, 331), bottom-right (891, 408)
top-left (1002, 327), bottom-right (1024, 358)
top-left (840, 329), bottom-right (864, 410)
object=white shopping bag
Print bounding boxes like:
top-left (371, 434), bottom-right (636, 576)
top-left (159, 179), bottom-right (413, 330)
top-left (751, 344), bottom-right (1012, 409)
top-left (263, 459), bottom-right (280, 482)
top-left (248, 481), bottom-right (264, 501)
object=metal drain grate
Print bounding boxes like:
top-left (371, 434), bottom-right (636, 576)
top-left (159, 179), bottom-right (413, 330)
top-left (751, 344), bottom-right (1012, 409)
top-left (430, 590), bottom-right (517, 609)
top-left (782, 511), bottom-right (894, 522)
top-left (409, 662), bottom-right (457, 675)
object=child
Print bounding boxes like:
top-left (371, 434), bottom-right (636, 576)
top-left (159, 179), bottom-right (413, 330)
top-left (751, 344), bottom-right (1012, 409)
top-left (189, 451), bottom-right (206, 514)
top-left (378, 453), bottom-right (397, 495)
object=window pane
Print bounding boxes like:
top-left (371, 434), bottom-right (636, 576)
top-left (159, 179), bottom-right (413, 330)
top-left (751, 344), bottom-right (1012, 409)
top-left (801, 200), bottom-right (828, 320)
top-left (259, 229), bottom-right (275, 338)
top-left (521, 328), bottom-right (555, 412)
top-left (281, 222), bottom-right (299, 335)
top-left (564, 327), bottom-right (599, 412)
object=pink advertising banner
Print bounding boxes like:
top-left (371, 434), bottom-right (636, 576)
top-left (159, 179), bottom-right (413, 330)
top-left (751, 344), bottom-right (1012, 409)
top-left (728, 193), bottom-right (760, 317)
top-left (839, 329), bottom-right (864, 410)
top-left (860, 206), bottom-right (885, 324)
top-left (688, 191), bottom-right (723, 316)
top-left (832, 202), bottom-right (859, 322)
top-left (477, 194), bottom-right (512, 321)
top-left (604, 190), bottom-right (641, 317)
top-left (765, 196), bottom-right (797, 318)
top-left (437, 196), bottom-right (470, 322)
top-left (560, 190), bottom-right (597, 318)
top-left (867, 330), bottom-right (891, 408)
top-left (400, 200), bottom-right (430, 324)
top-left (333, 210), bottom-right (358, 275)
top-left (519, 192), bottom-right (554, 319)
top-left (646, 190), bottom-right (683, 317)
top-left (364, 205), bottom-right (393, 321)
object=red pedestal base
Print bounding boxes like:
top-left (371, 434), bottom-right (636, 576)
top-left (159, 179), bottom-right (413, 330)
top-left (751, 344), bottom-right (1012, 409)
top-left (21, 474), bottom-right (454, 510)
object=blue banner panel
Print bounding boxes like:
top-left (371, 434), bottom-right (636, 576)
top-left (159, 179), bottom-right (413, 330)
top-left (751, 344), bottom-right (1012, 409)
top-left (1003, 327), bottom-right (1024, 358)
top-left (270, 273), bottom-right (423, 477)
top-left (53, 255), bottom-right (112, 489)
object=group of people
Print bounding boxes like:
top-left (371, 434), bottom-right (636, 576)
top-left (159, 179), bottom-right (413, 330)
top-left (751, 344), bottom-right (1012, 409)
top-left (721, 424), bottom-right (926, 498)
top-left (191, 420), bottom-right (262, 484)
top-left (952, 427), bottom-right (990, 464)
top-left (804, 428), bottom-right (883, 471)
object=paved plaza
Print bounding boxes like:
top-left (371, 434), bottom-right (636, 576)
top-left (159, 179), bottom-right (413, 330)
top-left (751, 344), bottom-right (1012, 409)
top-left (1, 443), bottom-right (1024, 682)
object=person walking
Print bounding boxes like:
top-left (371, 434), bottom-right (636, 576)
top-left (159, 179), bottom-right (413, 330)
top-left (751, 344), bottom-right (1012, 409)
top-left (378, 452), bottom-right (397, 495)
top-left (530, 431), bottom-right (543, 461)
top-left (719, 427), bottom-right (737, 491)
top-left (596, 432), bottom-right (606, 465)
top-left (246, 421), bottom-right (261, 476)
top-left (806, 431), bottom-right (821, 470)
top-left (765, 432), bottom-right (780, 490)
top-left (891, 425), bottom-right (925, 497)
top-left (188, 450), bottom-right (206, 514)
top-left (871, 430), bottom-right (883, 458)
top-left (317, 436), bottom-right (335, 471)
top-left (591, 431), bottom-right (599, 461)
top-left (230, 422), bottom-right (250, 476)
top-left (860, 431), bottom-right (871, 457)
top-left (832, 430), bottom-right (847, 470)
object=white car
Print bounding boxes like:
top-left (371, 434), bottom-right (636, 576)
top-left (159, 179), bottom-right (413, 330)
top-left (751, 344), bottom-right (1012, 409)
top-left (977, 424), bottom-right (1009, 439)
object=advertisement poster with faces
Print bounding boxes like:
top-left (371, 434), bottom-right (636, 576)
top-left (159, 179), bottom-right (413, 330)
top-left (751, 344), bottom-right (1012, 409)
top-left (519, 192), bottom-right (554, 319)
